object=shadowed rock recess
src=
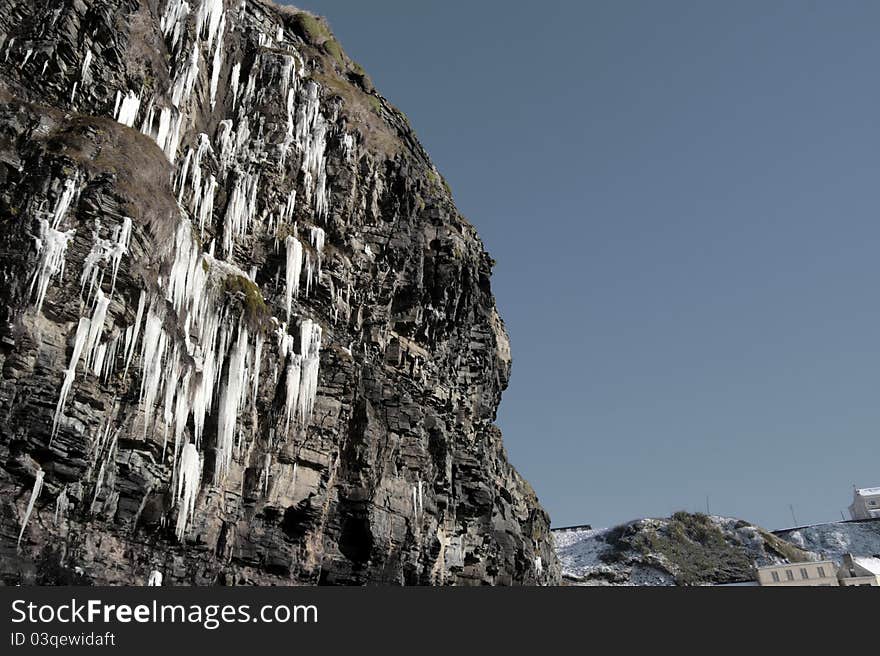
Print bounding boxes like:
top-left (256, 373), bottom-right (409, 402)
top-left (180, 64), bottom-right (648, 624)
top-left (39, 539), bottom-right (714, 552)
top-left (0, 0), bottom-right (559, 585)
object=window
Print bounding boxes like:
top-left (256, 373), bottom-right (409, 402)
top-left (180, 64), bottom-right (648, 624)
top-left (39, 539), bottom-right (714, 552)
top-left (800, 568), bottom-right (809, 580)
top-left (817, 567), bottom-right (826, 577)
top-left (786, 570), bottom-right (795, 581)
top-left (771, 571), bottom-right (780, 583)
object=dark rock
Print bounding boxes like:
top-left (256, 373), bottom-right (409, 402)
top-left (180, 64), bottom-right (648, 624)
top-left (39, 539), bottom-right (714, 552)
top-left (0, 0), bottom-right (559, 586)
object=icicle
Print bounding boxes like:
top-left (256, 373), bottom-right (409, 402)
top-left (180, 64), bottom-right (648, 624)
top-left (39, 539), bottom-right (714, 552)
top-left (214, 323), bottom-right (249, 482)
top-left (251, 332), bottom-right (264, 408)
top-left (282, 190), bottom-right (297, 225)
top-left (209, 13), bottom-right (226, 109)
top-left (54, 486), bottom-right (69, 525)
top-left (222, 170), bottom-right (260, 257)
top-left (342, 133), bottom-right (355, 161)
top-left (160, 0), bottom-right (191, 53)
top-left (309, 226), bottom-right (325, 276)
top-left (262, 454), bottom-right (271, 496)
top-left (51, 177), bottom-right (78, 229)
top-left (139, 307), bottom-right (167, 438)
top-left (30, 219), bottom-right (76, 313)
top-left (17, 470), bottom-right (44, 547)
top-left (297, 319), bottom-right (322, 424)
top-left (175, 442), bottom-right (202, 541)
top-left (283, 353), bottom-right (302, 434)
top-left (304, 252), bottom-right (314, 296)
top-left (230, 61), bottom-right (241, 109)
top-left (295, 81), bottom-right (330, 219)
top-left (147, 570), bottom-right (163, 586)
top-left (197, 0), bottom-right (225, 51)
top-left (83, 290), bottom-right (110, 371)
top-left (109, 217), bottom-right (132, 294)
top-left (284, 235), bottom-right (302, 322)
top-left (172, 41), bottom-right (199, 107)
top-left (177, 149), bottom-right (193, 203)
top-left (79, 216), bottom-right (131, 301)
top-left (535, 557), bottom-right (544, 575)
top-left (123, 290), bottom-right (146, 378)
top-left (197, 175), bottom-right (217, 236)
top-left (114, 90), bottom-right (141, 127)
top-left (52, 317), bottom-right (91, 438)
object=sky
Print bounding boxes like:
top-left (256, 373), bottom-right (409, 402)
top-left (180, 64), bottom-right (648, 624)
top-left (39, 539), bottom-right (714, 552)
top-left (288, 1), bottom-right (880, 531)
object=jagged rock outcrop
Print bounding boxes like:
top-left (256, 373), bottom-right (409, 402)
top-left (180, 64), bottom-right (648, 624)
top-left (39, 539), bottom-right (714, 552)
top-left (554, 513), bottom-right (814, 586)
top-left (0, 0), bottom-right (559, 585)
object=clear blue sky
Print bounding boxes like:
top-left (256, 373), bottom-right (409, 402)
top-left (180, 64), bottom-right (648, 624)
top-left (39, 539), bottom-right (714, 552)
top-left (289, 1), bottom-right (880, 530)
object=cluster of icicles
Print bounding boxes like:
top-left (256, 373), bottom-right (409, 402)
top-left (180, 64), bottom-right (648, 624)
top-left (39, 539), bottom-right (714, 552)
top-left (24, 0), bottom-right (357, 543)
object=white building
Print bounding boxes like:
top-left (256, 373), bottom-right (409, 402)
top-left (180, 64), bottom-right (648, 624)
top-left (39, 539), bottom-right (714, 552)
top-left (756, 561), bottom-right (839, 587)
top-left (848, 487), bottom-right (880, 520)
top-left (838, 555), bottom-right (880, 586)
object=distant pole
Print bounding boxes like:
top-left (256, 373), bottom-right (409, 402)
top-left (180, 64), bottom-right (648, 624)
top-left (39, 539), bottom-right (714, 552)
top-left (706, 496), bottom-right (710, 515)
top-left (789, 504), bottom-right (798, 526)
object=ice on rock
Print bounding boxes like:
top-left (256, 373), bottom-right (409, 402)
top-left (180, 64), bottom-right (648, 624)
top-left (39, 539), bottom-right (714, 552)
top-left (283, 352), bottom-right (302, 435)
top-left (147, 570), bottom-right (163, 586)
top-left (83, 290), bottom-right (111, 373)
top-left (214, 323), bottom-right (249, 482)
top-left (222, 170), bottom-right (260, 257)
top-left (297, 319), bottom-right (322, 424)
top-left (160, 0), bottom-right (191, 53)
top-left (123, 290), bottom-right (146, 378)
top-left (230, 61), bottom-right (241, 109)
top-left (81, 49), bottom-right (93, 82)
top-left (197, 175), bottom-right (217, 236)
top-left (51, 176), bottom-right (79, 229)
top-left (171, 41), bottom-right (200, 107)
top-left (139, 304), bottom-right (167, 438)
top-left (54, 486), bottom-right (69, 525)
top-left (309, 226), bottom-right (325, 275)
top-left (342, 133), bottom-right (355, 161)
top-left (17, 469), bottom-right (44, 548)
top-left (141, 103), bottom-right (184, 162)
top-left (175, 442), bottom-right (202, 541)
top-left (209, 13), bottom-right (226, 109)
top-left (80, 217), bottom-right (132, 300)
top-left (30, 219), bottom-right (76, 313)
top-left (114, 90), bottom-right (141, 128)
top-left (282, 190), bottom-right (297, 225)
top-left (51, 318), bottom-right (90, 439)
top-left (72, 49), bottom-right (92, 103)
top-left (295, 82), bottom-right (330, 219)
top-left (304, 252), bottom-right (314, 296)
top-left (197, 0), bottom-right (225, 51)
top-left (284, 234), bottom-right (302, 322)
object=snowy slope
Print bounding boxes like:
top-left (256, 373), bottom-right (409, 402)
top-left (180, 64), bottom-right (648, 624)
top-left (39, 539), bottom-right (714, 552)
top-left (554, 513), bottom-right (815, 586)
top-left (775, 519), bottom-right (880, 561)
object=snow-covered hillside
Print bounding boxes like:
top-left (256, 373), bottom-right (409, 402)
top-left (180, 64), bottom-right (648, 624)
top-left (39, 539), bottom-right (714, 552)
top-left (554, 513), bottom-right (812, 586)
top-left (555, 514), bottom-right (880, 586)
top-left (775, 520), bottom-right (880, 561)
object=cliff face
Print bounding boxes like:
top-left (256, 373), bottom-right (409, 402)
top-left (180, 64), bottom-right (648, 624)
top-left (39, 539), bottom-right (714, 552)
top-left (0, 0), bottom-right (559, 585)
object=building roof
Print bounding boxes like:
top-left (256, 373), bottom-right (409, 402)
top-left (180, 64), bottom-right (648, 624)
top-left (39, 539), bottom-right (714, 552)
top-left (852, 557), bottom-right (880, 576)
top-left (855, 487), bottom-right (880, 497)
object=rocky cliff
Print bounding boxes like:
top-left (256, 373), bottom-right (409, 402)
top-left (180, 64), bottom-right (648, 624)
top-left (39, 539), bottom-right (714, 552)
top-left (0, 0), bottom-right (559, 586)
